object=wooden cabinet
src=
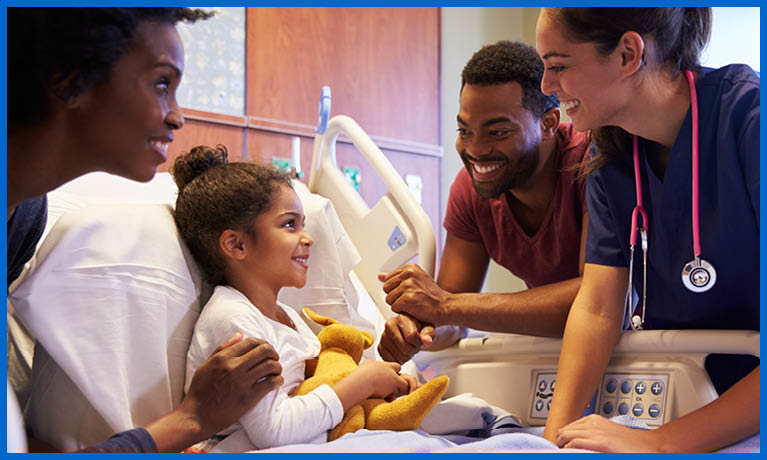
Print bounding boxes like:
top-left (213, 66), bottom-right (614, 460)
top-left (169, 7), bottom-right (442, 251)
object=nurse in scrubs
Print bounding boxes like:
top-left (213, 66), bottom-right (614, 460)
top-left (535, 7), bottom-right (759, 452)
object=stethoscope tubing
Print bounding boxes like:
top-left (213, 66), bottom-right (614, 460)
top-left (627, 69), bottom-right (713, 331)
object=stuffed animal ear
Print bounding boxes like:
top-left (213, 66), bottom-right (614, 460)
top-left (361, 330), bottom-right (374, 349)
top-left (302, 307), bottom-right (339, 327)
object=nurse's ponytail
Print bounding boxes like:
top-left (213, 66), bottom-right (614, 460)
top-left (548, 7), bottom-right (712, 173)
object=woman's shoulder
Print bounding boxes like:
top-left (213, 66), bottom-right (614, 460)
top-left (701, 64), bottom-right (760, 90)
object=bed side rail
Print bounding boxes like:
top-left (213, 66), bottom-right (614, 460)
top-left (308, 114), bottom-right (436, 320)
top-left (414, 329), bottom-right (759, 427)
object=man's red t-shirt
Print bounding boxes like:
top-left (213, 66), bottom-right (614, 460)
top-left (444, 123), bottom-right (589, 288)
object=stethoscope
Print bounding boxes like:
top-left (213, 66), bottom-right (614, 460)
top-left (626, 69), bottom-right (717, 331)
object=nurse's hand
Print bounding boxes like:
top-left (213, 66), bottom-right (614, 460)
top-left (378, 313), bottom-right (435, 364)
top-left (555, 414), bottom-right (665, 452)
top-left (378, 263), bottom-right (451, 326)
top-left (145, 334), bottom-right (283, 452)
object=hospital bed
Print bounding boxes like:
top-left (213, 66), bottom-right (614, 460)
top-left (7, 89), bottom-right (759, 453)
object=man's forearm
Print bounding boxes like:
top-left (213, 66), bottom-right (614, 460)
top-left (441, 277), bottom-right (580, 337)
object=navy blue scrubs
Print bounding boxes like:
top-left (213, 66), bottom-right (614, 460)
top-left (585, 64), bottom-right (760, 394)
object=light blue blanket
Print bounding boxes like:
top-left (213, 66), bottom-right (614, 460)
top-left (215, 415), bottom-right (759, 453)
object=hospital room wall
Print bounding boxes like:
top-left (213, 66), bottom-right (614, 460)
top-left (170, 7), bottom-right (443, 257)
top-left (440, 7), bottom-right (539, 293)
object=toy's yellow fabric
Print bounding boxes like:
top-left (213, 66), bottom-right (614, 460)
top-left (296, 308), bottom-right (449, 441)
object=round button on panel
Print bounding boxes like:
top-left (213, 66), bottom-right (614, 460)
top-left (602, 401), bottom-right (614, 415)
top-left (618, 402), bottom-right (629, 415)
top-left (538, 380), bottom-right (548, 392)
top-left (632, 403), bottom-right (644, 417)
top-left (535, 399), bottom-right (544, 411)
top-left (650, 381), bottom-right (664, 395)
top-left (605, 378), bottom-right (618, 394)
top-left (648, 404), bottom-right (661, 418)
top-left (621, 380), bottom-right (632, 394)
top-left (551, 379), bottom-right (556, 391)
top-left (634, 381), bottom-right (646, 394)
top-left (547, 400), bottom-right (551, 411)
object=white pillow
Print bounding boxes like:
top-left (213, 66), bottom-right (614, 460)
top-left (9, 174), bottom-right (384, 451)
top-left (10, 203), bottom-right (204, 451)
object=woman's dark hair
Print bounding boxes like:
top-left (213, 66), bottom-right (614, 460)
top-left (546, 7), bottom-right (712, 172)
top-left (172, 145), bottom-right (293, 286)
top-left (461, 40), bottom-right (560, 119)
top-left (8, 7), bottom-right (212, 129)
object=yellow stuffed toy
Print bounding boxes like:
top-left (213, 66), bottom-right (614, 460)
top-left (296, 308), bottom-right (449, 441)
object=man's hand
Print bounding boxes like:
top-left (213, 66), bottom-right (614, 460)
top-left (145, 334), bottom-right (283, 452)
top-left (378, 313), bottom-right (436, 364)
top-left (378, 263), bottom-right (451, 326)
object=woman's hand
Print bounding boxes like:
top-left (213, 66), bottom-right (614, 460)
top-left (555, 414), bottom-right (665, 452)
top-left (145, 334), bottom-right (283, 452)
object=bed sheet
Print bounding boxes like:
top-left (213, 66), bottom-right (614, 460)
top-left (213, 415), bottom-right (759, 453)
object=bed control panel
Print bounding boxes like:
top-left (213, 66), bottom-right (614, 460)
top-left (530, 371), bottom-right (597, 421)
top-left (596, 373), bottom-right (669, 426)
top-left (530, 371), bottom-right (668, 426)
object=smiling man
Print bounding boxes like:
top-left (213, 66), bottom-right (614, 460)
top-left (378, 41), bottom-right (591, 364)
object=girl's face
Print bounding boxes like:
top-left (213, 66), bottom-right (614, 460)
top-left (68, 20), bottom-right (185, 182)
top-left (535, 9), bottom-right (628, 132)
top-left (248, 185), bottom-right (313, 291)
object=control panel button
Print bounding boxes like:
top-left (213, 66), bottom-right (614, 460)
top-left (535, 399), bottom-right (544, 411)
top-left (651, 381), bottom-right (664, 395)
top-left (621, 380), bottom-right (632, 394)
top-left (618, 402), bottom-right (629, 415)
top-left (538, 380), bottom-right (548, 392)
top-left (547, 400), bottom-right (551, 411)
top-left (605, 378), bottom-right (617, 394)
top-left (635, 381), bottom-right (646, 394)
top-left (632, 403), bottom-right (644, 417)
top-left (602, 401), bottom-right (614, 415)
top-left (551, 379), bottom-right (556, 391)
top-left (648, 404), bottom-right (661, 418)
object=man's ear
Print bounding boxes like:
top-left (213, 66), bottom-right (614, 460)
top-left (219, 229), bottom-right (248, 260)
top-left (617, 31), bottom-right (645, 78)
top-left (540, 107), bottom-right (560, 137)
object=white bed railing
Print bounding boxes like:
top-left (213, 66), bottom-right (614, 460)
top-left (414, 329), bottom-right (759, 427)
top-left (308, 87), bottom-right (436, 320)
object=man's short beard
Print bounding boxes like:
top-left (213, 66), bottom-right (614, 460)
top-left (464, 148), bottom-right (539, 199)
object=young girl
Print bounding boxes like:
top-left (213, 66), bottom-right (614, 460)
top-left (173, 145), bottom-right (416, 450)
top-left (535, 7), bottom-right (758, 452)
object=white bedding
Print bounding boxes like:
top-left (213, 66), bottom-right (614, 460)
top-left (7, 172), bottom-right (386, 451)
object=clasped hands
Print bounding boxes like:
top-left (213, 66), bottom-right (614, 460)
top-left (377, 263), bottom-right (452, 364)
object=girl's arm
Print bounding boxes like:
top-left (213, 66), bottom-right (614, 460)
top-left (542, 263), bottom-right (627, 442)
top-left (331, 360), bottom-right (408, 412)
top-left (237, 378), bottom-right (344, 449)
top-left (238, 356), bottom-right (407, 449)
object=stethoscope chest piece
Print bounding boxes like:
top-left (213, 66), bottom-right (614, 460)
top-left (681, 257), bottom-right (716, 292)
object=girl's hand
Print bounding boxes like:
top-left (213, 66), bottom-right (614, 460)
top-left (356, 360), bottom-right (409, 400)
top-left (399, 373), bottom-right (422, 395)
top-left (556, 414), bottom-right (665, 452)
